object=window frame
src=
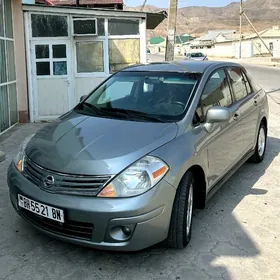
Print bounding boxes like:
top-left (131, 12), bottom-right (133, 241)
top-left (108, 38), bottom-right (141, 74)
top-left (269, 42), bottom-right (273, 52)
top-left (108, 18), bottom-right (140, 36)
top-left (241, 69), bottom-right (253, 96)
top-left (193, 67), bottom-right (234, 125)
top-left (73, 17), bottom-right (142, 77)
top-left (29, 12), bottom-right (71, 40)
top-left (0, 0), bottom-right (17, 134)
top-left (72, 18), bottom-right (98, 37)
top-left (34, 42), bottom-right (68, 77)
top-left (29, 12), bottom-right (144, 77)
top-left (74, 39), bottom-right (107, 77)
top-left (31, 13), bottom-right (69, 38)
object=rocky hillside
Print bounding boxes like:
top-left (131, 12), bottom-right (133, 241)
top-left (125, 0), bottom-right (280, 38)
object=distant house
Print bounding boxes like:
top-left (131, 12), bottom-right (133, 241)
top-left (191, 30), bottom-right (236, 49)
top-left (35, 0), bottom-right (124, 9)
top-left (148, 36), bottom-right (166, 53)
top-left (175, 35), bottom-right (194, 45)
top-left (175, 35), bottom-right (194, 55)
top-left (216, 33), bottom-right (240, 43)
top-left (242, 26), bottom-right (280, 55)
top-left (149, 36), bottom-right (165, 45)
top-left (148, 35), bottom-right (194, 54)
top-left (212, 26), bottom-right (280, 58)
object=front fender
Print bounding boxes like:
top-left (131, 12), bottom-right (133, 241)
top-left (150, 131), bottom-right (208, 190)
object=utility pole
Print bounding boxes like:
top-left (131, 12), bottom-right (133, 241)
top-left (239, 0), bottom-right (242, 58)
top-left (140, 0), bottom-right (148, 11)
top-left (242, 12), bottom-right (273, 56)
top-left (165, 0), bottom-right (178, 61)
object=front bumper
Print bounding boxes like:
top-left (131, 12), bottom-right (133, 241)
top-left (7, 163), bottom-right (176, 251)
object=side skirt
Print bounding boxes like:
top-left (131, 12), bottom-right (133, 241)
top-left (205, 150), bottom-right (255, 203)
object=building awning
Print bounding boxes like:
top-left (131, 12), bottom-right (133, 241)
top-left (146, 11), bottom-right (167, 30)
top-left (40, 0), bottom-right (124, 6)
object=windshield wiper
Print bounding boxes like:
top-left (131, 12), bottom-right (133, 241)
top-left (99, 108), bottom-right (165, 123)
top-left (77, 102), bottom-right (109, 117)
top-left (82, 102), bottom-right (103, 114)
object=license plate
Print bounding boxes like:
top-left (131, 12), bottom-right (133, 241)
top-left (18, 194), bottom-right (64, 223)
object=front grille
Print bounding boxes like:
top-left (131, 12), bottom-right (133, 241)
top-left (23, 157), bottom-right (112, 196)
top-left (20, 208), bottom-right (93, 240)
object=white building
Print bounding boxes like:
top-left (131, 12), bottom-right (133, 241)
top-left (22, 5), bottom-right (165, 122)
top-left (190, 30), bottom-right (236, 49)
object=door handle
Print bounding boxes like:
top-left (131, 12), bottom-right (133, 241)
top-left (233, 113), bottom-right (239, 121)
top-left (254, 100), bottom-right (258, 106)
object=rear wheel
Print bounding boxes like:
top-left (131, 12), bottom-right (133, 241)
top-left (167, 171), bottom-right (194, 249)
top-left (250, 123), bottom-right (267, 163)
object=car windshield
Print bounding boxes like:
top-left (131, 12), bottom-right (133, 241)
top-left (75, 71), bottom-right (201, 122)
top-left (191, 53), bottom-right (204, 57)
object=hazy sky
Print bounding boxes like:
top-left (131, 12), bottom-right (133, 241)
top-left (124, 0), bottom-right (240, 8)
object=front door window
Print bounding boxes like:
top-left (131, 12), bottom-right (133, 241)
top-left (227, 67), bottom-right (248, 101)
top-left (196, 69), bottom-right (233, 122)
top-left (35, 43), bottom-right (68, 76)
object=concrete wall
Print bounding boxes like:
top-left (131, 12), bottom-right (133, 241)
top-left (12, 0), bottom-right (28, 123)
top-left (148, 44), bottom-right (166, 54)
top-left (250, 38), bottom-right (278, 56)
top-left (274, 40), bottom-right (280, 58)
top-left (207, 43), bottom-right (234, 57)
top-left (189, 42), bottom-right (235, 58)
top-left (232, 41), bottom-right (254, 58)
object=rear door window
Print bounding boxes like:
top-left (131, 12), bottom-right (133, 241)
top-left (227, 67), bottom-right (248, 101)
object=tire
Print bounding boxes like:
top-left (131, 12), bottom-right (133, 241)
top-left (167, 171), bottom-right (194, 249)
top-left (250, 123), bottom-right (267, 163)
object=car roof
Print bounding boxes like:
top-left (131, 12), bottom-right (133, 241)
top-left (121, 61), bottom-right (241, 74)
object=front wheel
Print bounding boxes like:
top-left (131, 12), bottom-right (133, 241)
top-left (167, 171), bottom-right (194, 249)
top-left (250, 123), bottom-right (267, 163)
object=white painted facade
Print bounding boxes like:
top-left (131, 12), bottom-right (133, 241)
top-left (233, 41), bottom-right (254, 58)
top-left (0, 0), bottom-right (18, 134)
top-left (274, 40), bottom-right (280, 58)
top-left (23, 5), bottom-right (147, 122)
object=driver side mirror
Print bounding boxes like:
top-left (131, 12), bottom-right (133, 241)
top-left (79, 95), bottom-right (87, 103)
top-left (204, 106), bottom-right (231, 133)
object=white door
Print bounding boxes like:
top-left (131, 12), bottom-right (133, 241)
top-left (31, 40), bottom-right (72, 121)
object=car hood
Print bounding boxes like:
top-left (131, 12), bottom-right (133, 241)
top-left (25, 112), bottom-right (178, 175)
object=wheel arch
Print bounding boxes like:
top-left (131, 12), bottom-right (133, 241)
top-left (177, 165), bottom-right (207, 209)
top-left (260, 117), bottom-right (267, 131)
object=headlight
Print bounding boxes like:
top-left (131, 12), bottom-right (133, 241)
top-left (14, 134), bottom-right (35, 172)
top-left (98, 156), bottom-right (169, 198)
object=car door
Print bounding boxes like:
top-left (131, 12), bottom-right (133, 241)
top-left (196, 68), bottom-right (244, 187)
top-left (226, 67), bottom-right (259, 155)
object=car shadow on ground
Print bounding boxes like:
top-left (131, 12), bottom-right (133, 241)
top-left (2, 134), bottom-right (279, 280)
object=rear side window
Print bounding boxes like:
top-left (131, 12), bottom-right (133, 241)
top-left (197, 69), bottom-right (233, 121)
top-left (228, 67), bottom-right (248, 101)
